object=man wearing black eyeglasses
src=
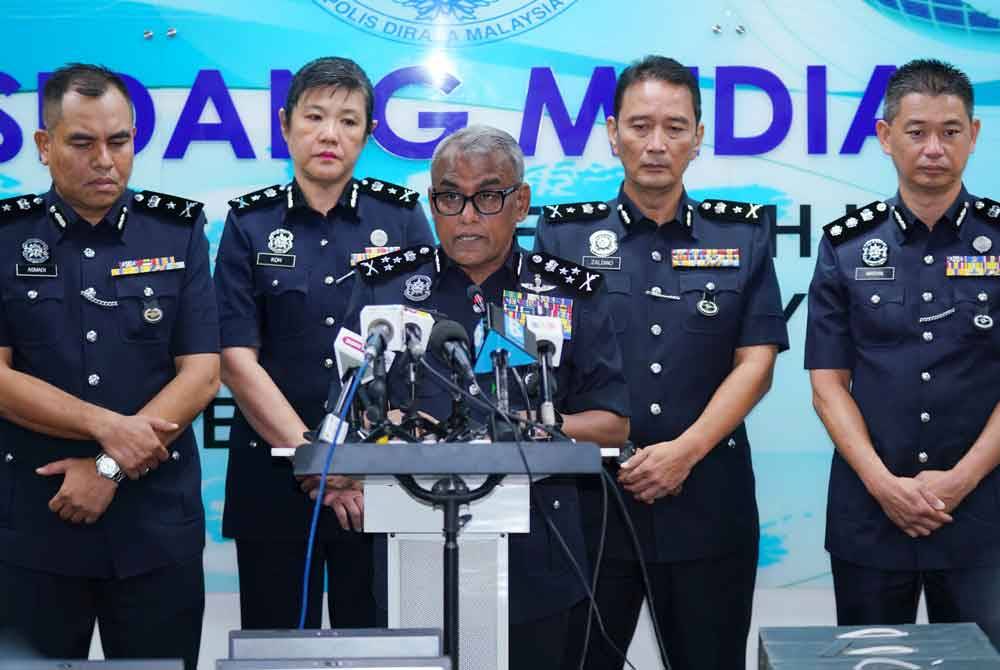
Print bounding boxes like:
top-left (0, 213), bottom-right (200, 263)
top-left (341, 124), bottom-right (630, 667)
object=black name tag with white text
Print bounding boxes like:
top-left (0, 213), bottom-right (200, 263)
top-left (256, 253), bottom-right (296, 268)
top-left (855, 267), bottom-right (895, 281)
top-left (582, 255), bottom-right (621, 271)
top-left (16, 263), bottom-right (58, 278)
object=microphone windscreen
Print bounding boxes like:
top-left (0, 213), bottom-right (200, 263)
top-left (428, 319), bottom-right (470, 358)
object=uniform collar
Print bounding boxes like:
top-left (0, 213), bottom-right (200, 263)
top-left (890, 186), bottom-right (971, 245)
top-left (435, 239), bottom-right (523, 285)
top-left (44, 187), bottom-right (131, 242)
top-left (616, 185), bottom-right (697, 239)
top-left (286, 178), bottom-right (361, 222)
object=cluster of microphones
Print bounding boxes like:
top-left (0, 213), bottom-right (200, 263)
top-left (322, 290), bottom-right (566, 445)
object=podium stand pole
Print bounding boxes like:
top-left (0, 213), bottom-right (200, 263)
top-left (396, 474), bottom-right (503, 668)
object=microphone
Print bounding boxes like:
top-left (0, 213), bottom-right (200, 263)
top-left (404, 321), bottom-right (425, 359)
top-left (467, 284), bottom-right (487, 315)
top-left (364, 321), bottom-right (392, 361)
top-left (429, 319), bottom-right (479, 394)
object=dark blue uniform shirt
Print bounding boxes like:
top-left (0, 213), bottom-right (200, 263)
top-left (806, 188), bottom-right (1000, 570)
top-left (345, 243), bottom-right (629, 623)
top-left (0, 188), bottom-right (218, 579)
top-left (535, 187), bottom-right (789, 563)
top-left (214, 178), bottom-right (434, 539)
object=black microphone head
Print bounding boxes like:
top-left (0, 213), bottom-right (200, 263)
top-left (429, 319), bottom-right (470, 358)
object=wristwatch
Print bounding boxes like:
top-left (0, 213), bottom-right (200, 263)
top-left (95, 452), bottom-right (125, 483)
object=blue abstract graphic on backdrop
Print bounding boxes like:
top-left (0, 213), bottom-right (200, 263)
top-left (3, 0), bottom-right (999, 592)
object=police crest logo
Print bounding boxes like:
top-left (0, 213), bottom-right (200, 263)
top-left (403, 274), bottom-right (433, 302)
top-left (268, 229), bottom-right (294, 254)
top-left (21, 238), bottom-right (49, 264)
top-left (588, 230), bottom-right (618, 257)
top-left (861, 238), bottom-right (889, 267)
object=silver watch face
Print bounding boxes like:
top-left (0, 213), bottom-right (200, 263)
top-left (97, 455), bottom-right (120, 478)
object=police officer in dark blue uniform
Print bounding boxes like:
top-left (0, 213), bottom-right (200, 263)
top-left (0, 64), bottom-right (219, 670)
top-left (807, 59), bottom-right (1000, 646)
top-left (344, 125), bottom-right (630, 668)
top-left (214, 57), bottom-right (435, 630)
top-left (535, 56), bottom-right (789, 670)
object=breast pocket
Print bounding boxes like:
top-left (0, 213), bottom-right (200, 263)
top-left (0, 280), bottom-right (66, 347)
top-left (954, 283), bottom-right (999, 350)
top-left (256, 271), bottom-right (310, 340)
top-left (679, 274), bottom-right (743, 335)
top-left (849, 285), bottom-right (906, 347)
top-left (604, 273), bottom-right (632, 334)
top-left (114, 274), bottom-right (180, 344)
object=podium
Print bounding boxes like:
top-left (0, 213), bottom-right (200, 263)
top-left (293, 442), bottom-right (600, 670)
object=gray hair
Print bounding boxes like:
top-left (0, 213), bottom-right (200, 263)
top-left (431, 125), bottom-right (525, 182)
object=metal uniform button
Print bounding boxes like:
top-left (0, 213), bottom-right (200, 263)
top-left (870, 294), bottom-right (881, 305)
top-left (86, 330), bottom-right (98, 343)
top-left (921, 371), bottom-right (931, 382)
top-left (650, 286), bottom-right (662, 296)
top-left (271, 279), bottom-right (279, 288)
top-left (650, 324), bottom-right (662, 336)
top-left (171, 450), bottom-right (180, 461)
top-left (83, 247), bottom-right (95, 259)
top-left (979, 292), bottom-right (989, 303)
top-left (324, 276), bottom-right (334, 286)
top-left (320, 239), bottom-right (329, 247)
top-left (27, 290), bottom-right (37, 300)
top-left (4, 453), bottom-right (12, 463)
top-left (650, 362), bottom-right (662, 374)
top-left (651, 250), bottom-right (662, 262)
top-left (324, 316), bottom-right (336, 327)
top-left (650, 403), bottom-right (662, 416)
top-left (920, 412), bottom-right (931, 424)
top-left (143, 287), bottom-right (154, 297)
top-left (324, 358), bottom-right (334, 369)
top-left (922, 292), bottom-right (933, 303)
top-left (923, 255), bottom-right (934, 265)
top-left (918, 452), bottom-right (928, 464)
top-left (923, 331), bottom-right (934, 342)
top-left (249, 440), bottom-right (258, 449)
top-left (705, 281), bottom-right (716, 292)
top-left (88, 374), bottom-right (100, 387)
top-left (552, 500), bottom-right (560, 510)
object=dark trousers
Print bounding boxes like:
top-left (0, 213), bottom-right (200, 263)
top-left (510, 604), bottom-right (575, 670)
top-left (831, 556), bottom-right (1000, 649)
top-left (573, 547), bottom-right (757, 670)
top-left (0, 556), bottom-right (204, 670)
top-left (236, 529), bottom-right (376, 630)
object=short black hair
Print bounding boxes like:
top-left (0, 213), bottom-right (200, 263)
top-left (42, 63), bottom-right (132, 129)
top-left (284, 57), bottom-right (375, 134)
top-left (614, 55), bottom-right (701, 124)
top-left (883, 58), bottom-right (974, 123)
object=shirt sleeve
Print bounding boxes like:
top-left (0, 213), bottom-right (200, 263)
top-left (214, 211), bottom-right (262, 349)
top-left (560, 298), bottom-right (630, 418)
top-left (405, 205), bottom-right (436, 246)
top-left (804, 234), bottom-right (855, 370)
top-left (736, 213), bottom-right (790, 351)
top-left (170, 213), bottom-right (221, 356)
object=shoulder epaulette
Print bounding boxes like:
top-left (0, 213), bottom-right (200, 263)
top-left (228, 184), bottom-right (284, 215)
top-left (358, 177), bottom-right (420, 210)
top-left (526, 251), bottom-right (604, 295)
top-left (355, 244), bottom-right (436, 283)
top-left (698, 199), bottom-right (766, 223)
top-left (823, 200), bottom-right (890, 245)
top-left (972, 198), bottom-right (1000, 225)
top-left (133, 190), bottom-right (204, 222)
top-left (0, 194), bottom-right (44, 221)
top-left (540, 201), bottom-right (611, 223)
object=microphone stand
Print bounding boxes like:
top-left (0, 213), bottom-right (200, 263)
top-left (537, 343), bottom-right (558, 429)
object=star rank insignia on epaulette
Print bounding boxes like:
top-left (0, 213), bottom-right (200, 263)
top-left (0, 194), bottom-right (44, 221)
top-left (133, 190), bottom-right (204, 222)
top-left (698, 199), bottom-right (766, 223)
top-left (228, 184), bottom-right (284, 215)
top-left (973, 198), bottom-right (1000, 225)
top-left (356, 245), bottom-right (436, 283)
top-left (526, 251), bottom-right (603, 295)
top-left (358, 177), bottom-right (420, 209)
top-left (823, 201), bottom-right (890, 245)
top-left (541, 201), bottom-right (610, 223)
